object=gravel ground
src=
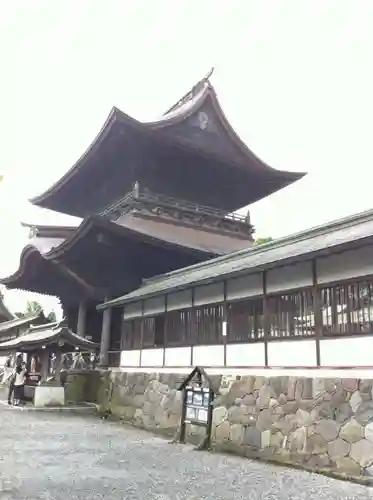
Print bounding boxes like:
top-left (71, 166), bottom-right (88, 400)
top-left (0, 406), bottom-right (372, 500)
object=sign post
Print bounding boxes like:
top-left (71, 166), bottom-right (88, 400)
top-left (177, 367), bottom-right (217, 450)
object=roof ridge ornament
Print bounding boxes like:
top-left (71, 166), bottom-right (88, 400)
top-left (165, 67), bottom-right (215, 114)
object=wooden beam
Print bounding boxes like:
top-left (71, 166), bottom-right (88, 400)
top-left (50, 260), bottom-right (103, 299)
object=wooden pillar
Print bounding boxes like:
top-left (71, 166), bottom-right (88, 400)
top-left (262, 271), bottom-right (269, 367)
top-left (77, 302), bottom-right (87, 337)
top-left (312, 260), bottom-right (322, 366)
top-left (223, 280), bottom-right (228, 367)
top-left (99, 303), bottom-right (112, 368)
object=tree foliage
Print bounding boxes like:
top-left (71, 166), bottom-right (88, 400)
top-left (26, 300), bottom-right (43, 316)
top-left (47, 311), bottom-right (57, 322)
top-left (255, 236), bottom-right (273, 245)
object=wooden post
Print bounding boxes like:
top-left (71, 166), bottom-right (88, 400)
top-left (263, 271), bottom-right (269, 367)
top-left (77, 301), bottom-right (87, 338)
top-left (190, 288), bottom-right (195, 366)
top-left (163, 295), bottom-right (167, 367)
top-left (99, 299), bottom-right (112, 368)
top-left (312, 260), bottom-right (322, 366)
top-left (223, 280), bottom-right (227, 367)
top-left (139, 301), bottom-right (144, 368)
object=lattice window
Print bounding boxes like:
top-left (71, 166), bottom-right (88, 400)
top-left (195, 305), bottom-right (224, 345)
top-left (121, 319), bottom-right (142, 350)
top-left (268, 290), bottom-right (314, 339)
top-left (142, 317), bottom-right (155, 347)
top-left (165, 309), bottom-right (193, 346)
top-left (227, 299), bottom-right (264, 342)
top-left (320, 281), bottom-right (373, 336)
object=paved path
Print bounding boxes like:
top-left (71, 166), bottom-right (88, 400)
top-left (0, 406), bottom-right (372, 499)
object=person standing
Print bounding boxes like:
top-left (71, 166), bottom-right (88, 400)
top-left (13, 362), bottom-right (28, 406)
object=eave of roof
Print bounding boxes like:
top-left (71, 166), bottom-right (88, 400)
top-left (0, 297), bottom-right (14, 322)
top-left (97, 207), bottom-right (373, 310)
top-left (29, 77), bottom-right (305, 214)
top-left (1, 212), bottom-right (251, 288)
top-left (0, 324), bottom-right (98, 351)
top-left (0, 314), bottom-right (41, 333)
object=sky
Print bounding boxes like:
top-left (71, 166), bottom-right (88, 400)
top-left (0, 0), bottom-right (372, 315)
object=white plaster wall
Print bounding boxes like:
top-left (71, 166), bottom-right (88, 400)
top-left (34, 386), bottom-right (65, 407)
top-left (164, 347), bottom-right (191, 367)
top-left (267, 339), bottom-right (317, 367)
top-left (120, 350), bottom-right (141, 367)
top-left (320, 336), bottom-right (373, 366)
top-left (141, 348), bottom-right (164, 367)
top-left (193, 345), bottom-right (224, 366)
top-left (226, 342), bottom-right (265, 366)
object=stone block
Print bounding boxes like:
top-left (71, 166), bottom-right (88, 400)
top-left (224, 377), bottom-right (255, 407)
top-left (256, 409), bottom-right (274, 432)
top-left (298, 399), bottom-right (316, 412)
top-left (272, 414), bottom-right (297, 435)
top-left (307, 454), bottom-right (331, 469)
top-left (327, 438), bottom-right (351, 459)
top-left (215, 421), bottom-right (230, 442)
top-left (315, 419), bottom-right (340, 442)
top-left (334, 402), bottom-right (353, 424)
top-left (257, 386), bottom-right (273, 409)
top-left (330, 389), bottom-right (348, 406)
top-left (340, 418), bottom-right (364, 443)
top-left (350, 439), bottom-right (373, 468)
top-left (305, 433), bottom-right (328, 455)
top-left (282, 401), bottom-right (299, 414)
top-left (335, 457), bottom-right (361, 476)
top-left (342, 378), bottom-right (359, 392)
top-left (270, 431), bottom-right (284, 448)
top-left (34, 386), bottom-right (65, 407)
top-left (295, 409), bottom-right (312, 427)
top-left (349, 391), bottom-right (362, 412)
top-left (133, 408), bottom-right (143, 424)
top-left (261, 429), bottom-right (271, 448)
top-left (278, 393), bottom-right (287, 405)
top-left (288, 427), bottom-right (307, 452)
top-left (241, 394), bottom-right (256, 406)
top-left (269, 377), bottom-right (287, 398)
top-left (355, 401), bottom-right (373, 425)
top-left (253, 376), bottom-right (268, 391)
top-left (229, 424), bottom-right (244, 445)
top-left (318, 402), bottom-right (335, 419)
top-left (213, 406), bottom-right (227, 426)
top-left (294, 380), bottom-right (304, 401)
top-left (365, 421), bottom-right (373, 443)
top-left (228, 405), bottom-right (247, 424)
top-left (286, 378), bottom-right (297, 400)
top-left (243, 426), bottom-right (262, 448)
top-left (358, 380), bottom-right (373, 401)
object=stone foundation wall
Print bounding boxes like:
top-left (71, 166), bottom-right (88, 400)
top-left (68, 370), bottom-right (373, 477)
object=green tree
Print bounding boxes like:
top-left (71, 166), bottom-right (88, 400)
top-left (25, 300), bottom-right (43, 316)
top-left (255, 236), bottom-right (273, 245)
top-left (47, 311), bottom-right (57, 322)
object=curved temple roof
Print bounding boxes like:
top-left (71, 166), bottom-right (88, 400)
top-left (0, 323), bottom-right (98, 352)
top-left (98, 207), bottom-right (373, 310)
top-left (0, 297), bottom-right (14, 322)
top-left (0, 212), bottom-right (252, 292)
top-left (30, 73), bottom-right (306, 217)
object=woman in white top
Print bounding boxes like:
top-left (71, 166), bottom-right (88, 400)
top-left (13, 362), bottom-right (28, 406)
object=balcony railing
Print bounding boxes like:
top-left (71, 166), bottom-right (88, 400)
top-left (100, 184), bottom-right (251, 226)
